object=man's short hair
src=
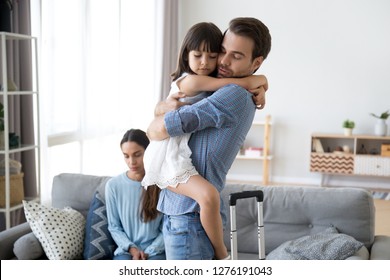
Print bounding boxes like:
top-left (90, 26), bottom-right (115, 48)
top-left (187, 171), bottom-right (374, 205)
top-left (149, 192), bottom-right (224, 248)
top-left (228, 17), bottom-right (272, 61)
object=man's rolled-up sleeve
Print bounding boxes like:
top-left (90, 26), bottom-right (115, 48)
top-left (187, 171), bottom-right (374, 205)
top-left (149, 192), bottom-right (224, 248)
top-left (164, 110), bottom-right (185, 137)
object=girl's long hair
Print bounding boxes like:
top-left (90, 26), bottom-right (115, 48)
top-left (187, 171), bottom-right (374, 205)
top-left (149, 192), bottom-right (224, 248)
top-left (120, 129), bottom-right (161, 222)
top-left (171, 22), bottom-right (223, 81)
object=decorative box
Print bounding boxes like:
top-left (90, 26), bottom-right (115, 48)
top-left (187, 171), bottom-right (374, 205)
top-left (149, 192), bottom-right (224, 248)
top-left (0, 173), bottom-right (24, 207)
top-left (245, 147), bottom-right (263, 157)
top-left (381, 144), bottom-right (390, 157)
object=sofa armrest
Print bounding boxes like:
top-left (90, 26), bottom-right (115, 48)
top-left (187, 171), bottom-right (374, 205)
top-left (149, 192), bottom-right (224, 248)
top-left (0, 222), bottom-right (32, 260)
top-left (370, 235), bottom-right (390, 260)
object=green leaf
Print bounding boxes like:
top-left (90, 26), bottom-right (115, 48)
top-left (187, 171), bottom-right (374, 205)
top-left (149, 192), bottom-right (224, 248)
top-left (370, 110), bottom-right (389, 120)
top-left (342, 119), bottom-right (355, 129)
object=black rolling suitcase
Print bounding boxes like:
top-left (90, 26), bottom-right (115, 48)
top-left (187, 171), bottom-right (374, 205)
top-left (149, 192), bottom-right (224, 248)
top-left (229, 190), bottom-right (265, 260)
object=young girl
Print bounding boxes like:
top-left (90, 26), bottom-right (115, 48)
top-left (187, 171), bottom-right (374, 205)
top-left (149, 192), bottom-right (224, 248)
top-left (142, 22), bottom-right (267, 259)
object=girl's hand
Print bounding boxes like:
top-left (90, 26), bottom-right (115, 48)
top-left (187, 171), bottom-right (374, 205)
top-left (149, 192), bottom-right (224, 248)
top-left (246, 75), bottom-right (268, 90)
top-left (249, 85), bottom-right (267, 110)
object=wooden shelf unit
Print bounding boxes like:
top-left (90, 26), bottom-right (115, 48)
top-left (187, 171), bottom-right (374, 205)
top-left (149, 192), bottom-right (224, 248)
top-left (0, 32), bottom-right (41, 230)
top-left (310, 133), bottom-right (390, 186)
top-left (235, 115), bottom-right (272, 184)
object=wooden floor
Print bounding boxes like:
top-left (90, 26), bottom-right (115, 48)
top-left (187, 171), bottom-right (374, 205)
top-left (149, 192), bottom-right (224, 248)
top-left (374, 199), bottom-right (390, 236)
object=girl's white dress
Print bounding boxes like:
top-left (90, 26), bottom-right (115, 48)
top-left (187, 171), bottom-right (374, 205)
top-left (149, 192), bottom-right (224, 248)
top-left (141, 74), bottom-right (210, 189)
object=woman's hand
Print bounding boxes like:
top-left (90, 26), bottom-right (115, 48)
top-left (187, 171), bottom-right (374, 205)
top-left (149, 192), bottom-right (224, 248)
top-left (129, 247), bottom-right (149, 260)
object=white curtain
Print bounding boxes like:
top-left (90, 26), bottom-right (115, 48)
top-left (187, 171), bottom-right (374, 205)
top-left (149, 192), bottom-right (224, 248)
top-left (32, 0), bottom-right (178, 204)
top-left (154, 0), bottom-right (179, 100)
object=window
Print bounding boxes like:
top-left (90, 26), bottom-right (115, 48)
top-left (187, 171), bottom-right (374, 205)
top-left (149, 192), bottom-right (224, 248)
top-left (32, 0), bottom-right (158, 203)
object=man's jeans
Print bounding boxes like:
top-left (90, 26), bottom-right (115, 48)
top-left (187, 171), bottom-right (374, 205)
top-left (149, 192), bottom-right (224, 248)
top-left (163, 212), bottom-right (214, 260)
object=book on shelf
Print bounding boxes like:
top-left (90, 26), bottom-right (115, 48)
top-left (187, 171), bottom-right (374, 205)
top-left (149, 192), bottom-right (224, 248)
top-left (313, 139), bottom-right (324, 153)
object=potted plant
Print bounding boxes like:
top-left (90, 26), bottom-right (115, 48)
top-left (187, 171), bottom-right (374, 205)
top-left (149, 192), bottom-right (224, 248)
top-left (370, 110), bottom-right (389, 136)
top-left (342, 119), bottom-right (355, 136)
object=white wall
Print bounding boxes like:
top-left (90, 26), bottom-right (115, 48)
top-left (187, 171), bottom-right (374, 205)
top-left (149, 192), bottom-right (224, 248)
top-left (178, 0), bottom-right (390, 188)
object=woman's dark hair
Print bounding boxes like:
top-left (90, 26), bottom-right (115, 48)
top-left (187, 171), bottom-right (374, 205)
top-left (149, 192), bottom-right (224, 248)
top-left (171, 22), bottom-right (223, 81)
top-left (120, 128), bottom-right (149, 149)
top-left (227, 17), bottom-right (272, 71)
top-left (120, 129), bottom-right (160, 222)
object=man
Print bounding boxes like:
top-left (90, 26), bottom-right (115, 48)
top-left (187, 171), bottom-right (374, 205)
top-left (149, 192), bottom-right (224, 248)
top-left (148, 17), bottom-right (272, 260)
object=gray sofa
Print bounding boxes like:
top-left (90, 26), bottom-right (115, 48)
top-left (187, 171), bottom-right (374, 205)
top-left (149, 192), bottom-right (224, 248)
top-left (1, 173), bottom-right (389, 260)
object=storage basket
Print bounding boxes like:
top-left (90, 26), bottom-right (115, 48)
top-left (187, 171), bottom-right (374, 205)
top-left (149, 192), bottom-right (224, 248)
top-left (381, 144), bottom-right (390, 157)
top-left (0, 173), bottom-right (24, 207)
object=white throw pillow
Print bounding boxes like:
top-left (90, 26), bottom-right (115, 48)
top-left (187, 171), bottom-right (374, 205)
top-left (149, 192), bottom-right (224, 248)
top-left (23, 200), bottom-right (86, 260)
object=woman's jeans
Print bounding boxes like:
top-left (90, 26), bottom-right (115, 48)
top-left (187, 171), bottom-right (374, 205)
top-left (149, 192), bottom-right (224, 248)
top-left (113, 252), bottom-right (166, 260)
top-left (163, 212), bottom-right (214, 260)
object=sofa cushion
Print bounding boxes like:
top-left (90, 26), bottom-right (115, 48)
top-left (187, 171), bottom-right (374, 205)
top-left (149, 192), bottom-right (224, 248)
top-left (347, 246), bottom-right (369, 260)
top-left (13, 232), bottom-right (44, 260)
top-left (83, 191), bottom-right (116, 260)
top-left (51, 173), bottom-right (111, 217)
top-left (266, 227), bottom-right (364, 260)
top-left (23, 200), bottom-right (86, 260)
top-left (0, 222), bottom-right (32, 260)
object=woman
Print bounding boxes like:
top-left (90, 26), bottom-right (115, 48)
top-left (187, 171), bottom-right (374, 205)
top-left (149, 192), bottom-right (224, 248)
top-left (105, 129), bottom-right (165, 260)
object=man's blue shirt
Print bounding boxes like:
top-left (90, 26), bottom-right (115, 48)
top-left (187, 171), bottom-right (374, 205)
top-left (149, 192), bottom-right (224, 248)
top-left (157, 84), bottom-right (256, 225)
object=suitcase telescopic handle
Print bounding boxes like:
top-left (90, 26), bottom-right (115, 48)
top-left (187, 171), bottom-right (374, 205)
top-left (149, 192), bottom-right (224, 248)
top-left (229, 190), bottom-right (263, 206)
